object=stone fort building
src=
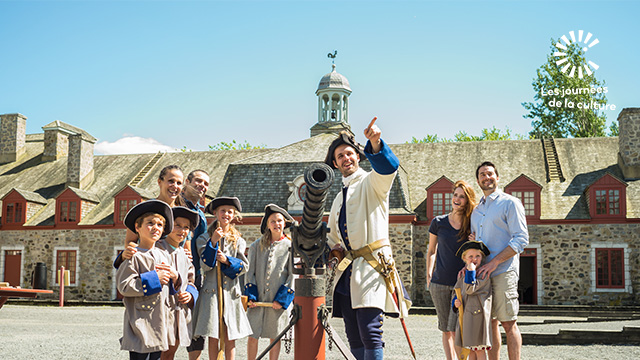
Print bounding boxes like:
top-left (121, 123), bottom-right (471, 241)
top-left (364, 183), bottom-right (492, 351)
top-left (1, 65), bottom-right (639, 306)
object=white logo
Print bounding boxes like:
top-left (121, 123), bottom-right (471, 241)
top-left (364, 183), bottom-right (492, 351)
top-left (554, 30), bottom-right (599, 78)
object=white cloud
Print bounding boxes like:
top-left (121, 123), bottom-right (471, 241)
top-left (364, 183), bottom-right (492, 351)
top-left (95, 136), bottom-right (177, 155)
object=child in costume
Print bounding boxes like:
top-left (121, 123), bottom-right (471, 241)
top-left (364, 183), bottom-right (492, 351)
top-left (116, 200), bottom-right (175, 360)
top-left (245, 204), bottom-right (295, 360)
top-left (191, 196), bottom-right (251, 360)
top-left (157, 206), bottom-right (200, 360)
top-left (453, 240), bottom-right (493, 360)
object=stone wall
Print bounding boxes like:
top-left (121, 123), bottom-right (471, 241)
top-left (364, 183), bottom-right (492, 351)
top-left (530, 223), bottom-right (639, 306)
top-left (43, 130), bottom-right (69, 161)
top-left (618, 108), bottom-right (640, 179)
top-left (67, 134), bottom-right (95, 189)
top-left (0, 113), bottom-right (27, 163)
top-left (26, 202), bottom-right (45, 222)
top-left (1, 221), bottom-right (637, 305)
top-left (0, 228), bottom-right (125, 301)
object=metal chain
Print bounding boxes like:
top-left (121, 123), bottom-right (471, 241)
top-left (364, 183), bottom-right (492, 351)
top-left (326, 257), bottom-right (338, 298)
top-left (318, 304), bottom-right (334, 351)
top-left (283, 327), bottom-right (292, 354)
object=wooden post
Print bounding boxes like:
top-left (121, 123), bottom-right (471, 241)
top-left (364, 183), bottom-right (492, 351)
top-left (59, 266), bottom-right (65, 307)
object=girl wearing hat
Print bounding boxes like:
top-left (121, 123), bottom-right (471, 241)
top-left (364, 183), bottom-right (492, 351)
top-left (245, 204), bottom-right (295, 360)
top-left (191, 197), bottom-right (251, 360)
top-left (453, 240), bottom-right (492, 360)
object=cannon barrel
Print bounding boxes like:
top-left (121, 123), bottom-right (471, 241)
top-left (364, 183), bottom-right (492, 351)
top-left (299, 163), bottom-right (334, 244)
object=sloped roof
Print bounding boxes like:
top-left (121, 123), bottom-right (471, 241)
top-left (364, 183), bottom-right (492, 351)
top-left (42, 120), bottom-right (97, 142)
top-left (12, 188), bottom-right (48, 204)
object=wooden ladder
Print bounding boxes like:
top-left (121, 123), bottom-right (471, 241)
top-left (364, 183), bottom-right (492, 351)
top-left (542, 138), bottom-right (565, 182)
top-left (129, 151), bottom-right (165, 186)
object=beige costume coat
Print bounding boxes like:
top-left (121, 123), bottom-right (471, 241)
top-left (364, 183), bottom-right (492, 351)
top-left (116, 246), bottom-right (172, 353)
top-left (454, 272), bottom-right (492, 349)
top-left (157, 239), bottom-right (196, 347)
top-left (192, 233), bottom-right (252, 341)
top-left (327, 167), bottom-right (409, 316)
top-left (245, 237), bottom-right (294, 339)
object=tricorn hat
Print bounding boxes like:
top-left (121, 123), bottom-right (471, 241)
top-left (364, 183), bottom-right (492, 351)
top-left (324, 131), bottom-right (366, 169)
top-left (456, 240), bottom-right (491, 258)
top-left (205, 196), bottom-right (242, 215)
top-left (260, 203), bottom-right (294, 234)
top-left (172, 206), bottom-right (200, 229)
top-left (124, 199), bottom-right (174, 237)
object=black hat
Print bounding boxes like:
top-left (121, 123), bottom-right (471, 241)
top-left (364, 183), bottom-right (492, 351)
top-left (124, 199), bottom-right (174, 237)
top-left (456, 240), bottom-right (491, 258)
top-left (260, 204), bottom-right (294, 234)
top-left (325, 131), bottom-right (366, 169)
top-left (205, 196), bottom-right (242, 215)
top-left (172, 206), bottom-right (200, 229)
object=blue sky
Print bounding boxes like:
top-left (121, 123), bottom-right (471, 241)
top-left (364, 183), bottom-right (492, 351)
top-left (1, 0), bottom-right (638, 154)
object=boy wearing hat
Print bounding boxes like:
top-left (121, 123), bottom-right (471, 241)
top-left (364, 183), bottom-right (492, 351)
top-left (116, 200), bottom-right (175, 360)
top-left (245, 204), bottom-right (295, 360)
top-left (158, 206), bottom-right (200, 360)
top-left (453, 240), bottom-right (493, 359)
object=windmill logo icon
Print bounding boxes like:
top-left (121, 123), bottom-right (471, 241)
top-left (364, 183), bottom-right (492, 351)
top-left (554, 30), bottom-right (599, 78)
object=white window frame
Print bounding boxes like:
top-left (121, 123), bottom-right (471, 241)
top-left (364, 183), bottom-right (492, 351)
top-left (590, 242), bottom-right (631, 293)
top-left (0, 245), bottom-right (25, 287)
top-left (52, 246), bottom-right (80, 287)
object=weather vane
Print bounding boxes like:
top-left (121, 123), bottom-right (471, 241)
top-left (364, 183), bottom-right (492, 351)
top-left (327, 50), bottom-right (337, 64)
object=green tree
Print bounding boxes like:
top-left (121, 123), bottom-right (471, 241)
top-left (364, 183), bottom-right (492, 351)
top-left (609, 121), bottom-right (619, 136)
top-left (522, 38), bottom-right (608, 138)
top-left (407, 127), bottom-right (525, 143)
top-left (208, 140), bottom-right (266, 151)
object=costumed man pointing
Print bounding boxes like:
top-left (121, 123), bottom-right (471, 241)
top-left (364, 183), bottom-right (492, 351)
top-left (326, 118), bottom-right (412, 360)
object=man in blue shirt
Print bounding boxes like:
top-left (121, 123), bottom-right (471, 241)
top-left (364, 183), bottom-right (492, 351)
top-left (471, 161), bottom-right (528, 360)
top-left (181, 169), bottom-right (210, 360)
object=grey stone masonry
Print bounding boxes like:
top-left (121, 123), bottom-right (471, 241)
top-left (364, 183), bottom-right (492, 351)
top-left (67, 133), bottom-right (96, 189)
top-left (0, 113), bottom-right (27, 163)
top-left (43, 129), bottom-right (69, 161)
top-left (618, 108), bottom-right (640, 179)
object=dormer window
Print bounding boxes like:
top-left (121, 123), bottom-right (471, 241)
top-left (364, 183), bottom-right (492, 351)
top-left (504, 174), bottom-right (542, 222)
top-left (1, 188), bottom-right (48, 229)
top-left (586, 173), bottom-right (627, 219)
top-left (5, 202), bottom-right (24, 224)
top-left (59, 201), bottom-right (78, 223)
top-left (55, 187), bottom-right (99, 227)
top-left (425, 176), bottom-right (454, 220)
top-left (113, 185), bottom-right (153, 226)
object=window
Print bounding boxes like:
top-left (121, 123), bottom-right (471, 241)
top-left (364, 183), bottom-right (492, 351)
top-left (55, 250), bottom-right (77, 285)
top-left (432, 192), bottom-right (452, 217)
top-left (511, 191), bottom-right (535, 216)
top-left (118, 199), bottom-right (139, 222)
top-left (59, 201), bottom-right (78, 222)
top-left (596, 248), bottom-right (624, 289)
top-left (5, 202), bottom-right (23, 224)
top-left (595, 189), bottom-right (620, 215)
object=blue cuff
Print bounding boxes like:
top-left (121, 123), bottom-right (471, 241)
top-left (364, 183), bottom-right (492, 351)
top-left (140, 270), bottom-right (162, 296)
top-left (201, 240), bottom-right (218, 268)
top-left (244, 283), bottom-right (259, 302)
top-left (464, 270), bottom-right (477, 284)
top-left (364, 139), bottom-right (399, 175)
top-left (169, 279), bottom-right (177, 295)
top-left (452, 294), bottom-right (458, 310)
top-left (221, 256), bottom-right (244, 279)
top-left (273, 284), bottom-right (295, 309)
top-left (186, 284), bottom-right (198, 305)
top-left (113, 251), bottom-right (124, 270)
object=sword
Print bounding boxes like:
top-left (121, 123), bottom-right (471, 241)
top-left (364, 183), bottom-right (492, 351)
top-left (217, 236), bottom-right (226, 360)
top-left (378, 253), bottom-right (416, 359)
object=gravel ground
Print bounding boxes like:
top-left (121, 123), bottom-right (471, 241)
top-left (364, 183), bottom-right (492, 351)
top-left (1, 305), bottom-right (639, 359)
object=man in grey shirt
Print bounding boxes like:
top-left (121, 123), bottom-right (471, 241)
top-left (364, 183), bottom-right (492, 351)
top-left (471, 161), bottom-right (529, 360)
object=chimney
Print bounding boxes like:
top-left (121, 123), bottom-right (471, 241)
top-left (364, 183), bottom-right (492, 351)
top-left (0, 113), bottom-right (27, 163)
top-left (67, 133), bottom-right (96, 189)
top-left (617, 108), bottom-right (640, 180)
top-left (42, 121), bottom-right (72, 161)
